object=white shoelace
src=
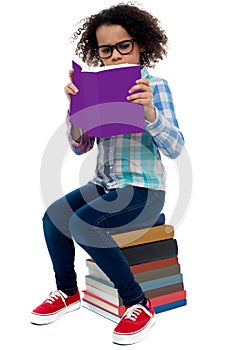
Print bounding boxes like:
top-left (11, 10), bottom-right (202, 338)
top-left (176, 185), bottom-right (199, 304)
top-left (45, 290), bottom-right (68, 305)
top-left (123, 304), bottom-right (152, 322)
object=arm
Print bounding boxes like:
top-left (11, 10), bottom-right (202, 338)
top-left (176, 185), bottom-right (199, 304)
top-left (66, 111), bottom-right (95, 155)
top-left (128, 77), bottom-right (184, 159)
top-left (145, 79), bottom-right (184, 159)
top-left (64, 69), bottom-right (95, 155)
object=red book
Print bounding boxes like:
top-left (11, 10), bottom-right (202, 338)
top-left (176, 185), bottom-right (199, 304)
top-left (130, 257), bottom-right (179, 274)
top-left (83, 290), bottom-right (186, 317)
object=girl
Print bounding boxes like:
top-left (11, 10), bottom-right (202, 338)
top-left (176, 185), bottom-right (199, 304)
top-left (31, 3), bottom-right (184, 345)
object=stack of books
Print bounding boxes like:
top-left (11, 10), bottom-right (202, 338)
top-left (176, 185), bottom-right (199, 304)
top-left (82, 223), bottom-right (187, 323)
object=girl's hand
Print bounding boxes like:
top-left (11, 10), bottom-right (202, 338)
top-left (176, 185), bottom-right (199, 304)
top-left (127, 78), bottom-right (157, 123)
top-left (64, 69), bottom-right (79, 103)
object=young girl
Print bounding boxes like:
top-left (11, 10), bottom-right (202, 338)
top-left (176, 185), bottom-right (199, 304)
top-left (31, 3), bottom-right (184, 345)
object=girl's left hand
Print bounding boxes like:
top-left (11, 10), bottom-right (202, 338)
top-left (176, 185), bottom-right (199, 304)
top-left (127, 78), bottom-right (157, 123)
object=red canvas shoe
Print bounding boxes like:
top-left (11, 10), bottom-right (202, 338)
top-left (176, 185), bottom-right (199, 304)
top-left (112, 299), bottom-right (156, 345)
top-left (31, 290), bottom-right (81, 325)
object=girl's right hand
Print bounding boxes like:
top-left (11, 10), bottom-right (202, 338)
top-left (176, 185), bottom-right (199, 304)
top-left (64, 69), bottom-right (79, 103)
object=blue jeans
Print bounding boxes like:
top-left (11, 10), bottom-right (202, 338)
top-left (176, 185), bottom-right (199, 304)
top-left (42, 182), bottom-right (165, 306)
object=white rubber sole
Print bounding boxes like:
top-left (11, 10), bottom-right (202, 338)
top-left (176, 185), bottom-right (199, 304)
top-left (112, 315), bottom-right (156, 345)
top-left (30, 300), bottom-right (81, 325)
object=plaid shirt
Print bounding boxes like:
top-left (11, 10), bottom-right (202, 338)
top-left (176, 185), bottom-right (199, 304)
top-left (66, 67), bottom-right (184, 192)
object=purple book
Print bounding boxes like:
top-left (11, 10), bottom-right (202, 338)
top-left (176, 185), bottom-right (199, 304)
top-left (70, 61), bottom-right (145, 138)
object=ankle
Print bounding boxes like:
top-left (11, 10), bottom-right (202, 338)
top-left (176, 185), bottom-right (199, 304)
top-left (139, 297), bottom-right (150, 310)
top-left (61, 287), bottom-right (78, 296)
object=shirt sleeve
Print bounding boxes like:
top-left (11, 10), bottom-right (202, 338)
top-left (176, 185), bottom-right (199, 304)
top-left (145, 79), bottom-right (184, 159)
top-left (66, 111), bottom-right (95, 155)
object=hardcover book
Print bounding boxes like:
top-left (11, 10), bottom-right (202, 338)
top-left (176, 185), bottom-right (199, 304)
top-left (121, 239), bottom-right (178, 265)
top-left (112, 224), bottom-right (174, 248)
top-left (70, 61), bottom-right (146, 138)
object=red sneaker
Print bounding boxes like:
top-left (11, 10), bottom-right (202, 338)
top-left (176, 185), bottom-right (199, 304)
top-left (31, 290), bottom-right (81, 325)
top-left (112, 299), bottom-right (156, 345)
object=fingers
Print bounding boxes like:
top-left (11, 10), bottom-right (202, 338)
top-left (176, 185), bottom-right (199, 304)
top-left (69, 69), bottom-right (74, 81)
top-left (127, 91), bottom-right (151, 104)
top-left (129, 81), bottom-right (151, 94)
top-left (135, 78), bottom-right (150, 86)
top-left (127, 78), bottom-right (152, 107)
top-left (65, 69), bottom-right (78, 100)
top-left (64, 82), bottom-right (78, 101)
top-left (64, 82), bottom-right (78, 94)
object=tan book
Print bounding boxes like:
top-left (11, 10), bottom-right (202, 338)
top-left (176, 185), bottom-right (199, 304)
top-left (112, 224), bottom-right (174, 248)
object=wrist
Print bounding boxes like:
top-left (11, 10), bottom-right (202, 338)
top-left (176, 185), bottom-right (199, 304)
top-left (145, 106), bottom-right (157, 123)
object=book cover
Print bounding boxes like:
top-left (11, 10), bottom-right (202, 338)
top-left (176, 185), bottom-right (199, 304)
top-left (134, 264), bottom-right (181, 283)
top-left (70, 61), bottom-right (146, 138)
top-left (130, 257), bottom-right (179, 274)
top-left (112, 224), bottom-right (174, 248)
top-left (121, 239), bottom-right (178, 265)
top-left (139, 274), bottom-right (183, 291)
top-left (154, 299), bottom-right (187, 314)
top-left (145, 282), bottom-right (184, 299)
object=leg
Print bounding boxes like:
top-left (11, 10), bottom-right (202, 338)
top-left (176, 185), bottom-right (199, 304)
top-left (69, 185), bottom-right (165, 306)
top-left (42, 182), bottom-right (106, 293)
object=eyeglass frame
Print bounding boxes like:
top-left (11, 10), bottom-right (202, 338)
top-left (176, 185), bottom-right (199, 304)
top-left (97, 38), bottom-right (136, 59)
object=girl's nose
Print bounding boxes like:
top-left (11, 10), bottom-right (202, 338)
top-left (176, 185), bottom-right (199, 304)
top-left (111, 47), bottom-right (122, 62)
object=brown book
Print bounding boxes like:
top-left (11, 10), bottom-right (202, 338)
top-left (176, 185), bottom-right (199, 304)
top-left (145, 282), bottom-right (184, 299)
top-left (134, 264), bottom-right (180, 283)
top-left (130, 256), bottom-right (179, 274)
top-left (112, 224), bottom-right (174, 248)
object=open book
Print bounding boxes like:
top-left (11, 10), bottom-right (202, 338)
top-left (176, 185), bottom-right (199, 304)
top-left (69, 60), bottom-right (145, 138)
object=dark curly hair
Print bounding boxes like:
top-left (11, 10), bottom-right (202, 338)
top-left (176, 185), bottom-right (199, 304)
top-left (71, 2), bottom-right (168, 68)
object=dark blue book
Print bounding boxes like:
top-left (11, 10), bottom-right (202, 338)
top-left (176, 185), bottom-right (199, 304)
top-left (154, 299), bottom-right (187, 313)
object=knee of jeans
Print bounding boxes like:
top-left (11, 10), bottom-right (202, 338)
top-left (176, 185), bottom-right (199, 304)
top-left (69, 210), bottom-right (113, 248)
top-left (69, 209), bottom-right (91, 243)
top-left (42, 210), bottom-right (55, 241)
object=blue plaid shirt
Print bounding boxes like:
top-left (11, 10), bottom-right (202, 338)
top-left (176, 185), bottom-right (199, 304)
top-left (66, 67), bottom-right (184, 192)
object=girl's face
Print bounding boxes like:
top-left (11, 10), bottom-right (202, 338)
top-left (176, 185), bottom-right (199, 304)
top-left (96, 24), bottom-right (143, 66)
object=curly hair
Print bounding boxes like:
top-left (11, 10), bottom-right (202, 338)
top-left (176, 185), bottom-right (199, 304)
top-left (71, 2), bottom-right (168, 68)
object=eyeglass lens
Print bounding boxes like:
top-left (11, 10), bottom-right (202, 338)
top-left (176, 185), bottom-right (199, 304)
top-left (98, 39), bottom-right (134, 59)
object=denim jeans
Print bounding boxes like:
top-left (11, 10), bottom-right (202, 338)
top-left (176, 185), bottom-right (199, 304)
top-left (42, 182), bottom-right (165, 306)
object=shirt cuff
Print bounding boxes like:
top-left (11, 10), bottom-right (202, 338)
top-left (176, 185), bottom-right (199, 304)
top-left (66, 110), bottom-right (84, 145)
top-left (145, 107), bottom-right (166, 136)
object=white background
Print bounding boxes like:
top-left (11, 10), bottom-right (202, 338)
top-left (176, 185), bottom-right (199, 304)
top-left (1, 0), bottom-right (232, 349)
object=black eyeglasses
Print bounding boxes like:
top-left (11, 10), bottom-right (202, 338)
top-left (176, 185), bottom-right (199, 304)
top-left (97, 39), bottom-right (136, 59)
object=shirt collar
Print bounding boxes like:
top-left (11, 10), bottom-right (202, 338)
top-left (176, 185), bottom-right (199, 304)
top-left (141, 66), bottom-right (149, 79)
